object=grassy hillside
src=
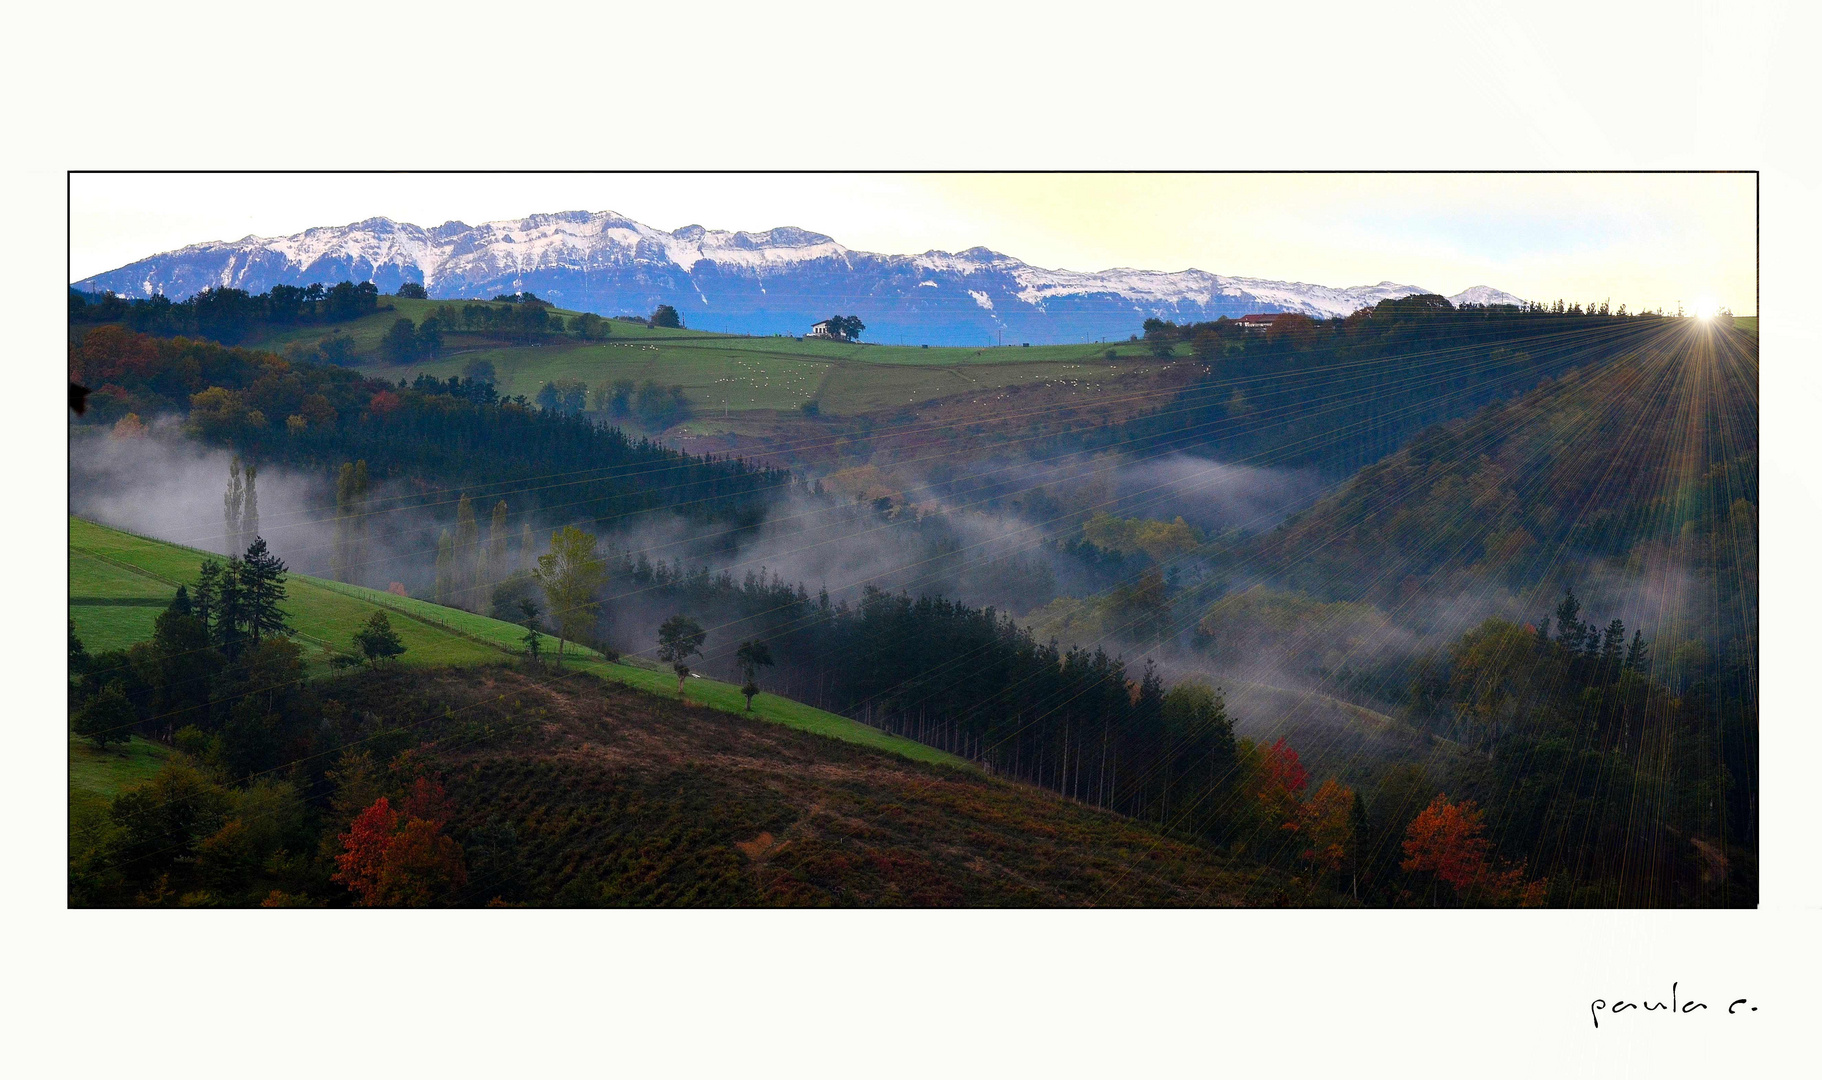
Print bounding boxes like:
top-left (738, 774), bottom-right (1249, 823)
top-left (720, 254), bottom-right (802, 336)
top-left (68, 516), bottom-right (961, 767)
top-left (239, 297), bottom-right (1173, 421)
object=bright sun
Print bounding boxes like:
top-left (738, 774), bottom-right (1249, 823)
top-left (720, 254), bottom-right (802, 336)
top-left (1692, 297), bottom-right (1720, 320)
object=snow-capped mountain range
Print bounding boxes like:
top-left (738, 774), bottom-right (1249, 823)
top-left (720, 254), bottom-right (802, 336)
top-left (74, 210), bottom-right (1526, 346)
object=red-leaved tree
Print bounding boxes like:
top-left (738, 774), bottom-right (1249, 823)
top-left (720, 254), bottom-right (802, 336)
top-left (332, 780), bottom-right (468, 907)
top-left (332, 796), bottom-right (399, 905)
top-left (1401, 793), bottom-right (1546, 906)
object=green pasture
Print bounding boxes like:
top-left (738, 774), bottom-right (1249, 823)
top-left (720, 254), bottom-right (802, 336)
top-left (69, 516), bottom-right (964, 768)
top-left (242, 294), bottom-right (1165, 420)
top-left (70, 735), bottom-right (174, 804)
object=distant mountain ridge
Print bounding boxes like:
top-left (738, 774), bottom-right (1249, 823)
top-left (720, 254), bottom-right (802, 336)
top-left (74, 210), bottom-right (1526, 346)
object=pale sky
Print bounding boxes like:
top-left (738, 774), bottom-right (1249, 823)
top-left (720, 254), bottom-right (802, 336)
top-left (69, 172), bottom-right (1757, 315)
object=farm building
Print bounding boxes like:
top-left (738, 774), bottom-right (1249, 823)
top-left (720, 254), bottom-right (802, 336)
top-left (1235, 313), bottom-right (1288, 331)
top-left (808, 320), bottom-right (845, 341)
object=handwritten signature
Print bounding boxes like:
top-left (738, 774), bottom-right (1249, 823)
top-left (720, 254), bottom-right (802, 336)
top-left (1591, 983), bottom-right (1757, 1028)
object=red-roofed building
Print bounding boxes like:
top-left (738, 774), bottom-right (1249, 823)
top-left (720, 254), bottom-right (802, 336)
top-left (1236, 313), bottom-right (1286, 331)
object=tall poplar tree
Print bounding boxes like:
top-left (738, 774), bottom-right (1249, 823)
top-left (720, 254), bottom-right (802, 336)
top-left (484, 500), bottom-right (509, 598)
top-left (241, 462), bottom-right (259, 547)
top-left (534, 526), bottom-right (607, 664)
top-left (434, 530), bottom-right (454, 605)
top-left (223, 456), bottom-right (245, 556)
top-left (454, 494), bottom-right (479, 609)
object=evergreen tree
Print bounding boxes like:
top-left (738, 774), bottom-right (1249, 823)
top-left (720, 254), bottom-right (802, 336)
top-left (213, 556), bottom-right (248, 658)
top-left (1624, 629), bottom-right (1650, 672)
top-left (1553, 587), bottom-right (1585, 653)
top-left (520, 522), bottom-right (538, 574)
top-left (194, 560), bottom-right (221, 628)
top-left (1600, 618), bottom-right (1626, 680)
top-left (238, 537), bottom-right (289, 643)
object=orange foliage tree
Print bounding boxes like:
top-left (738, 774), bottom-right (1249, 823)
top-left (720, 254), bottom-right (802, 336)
top-left (1401, 794), bottom-right (1546, 906)
top-left (1299, 778), bottom-right (1356, 877)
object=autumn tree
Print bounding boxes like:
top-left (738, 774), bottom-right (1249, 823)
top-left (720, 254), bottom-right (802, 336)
top-left (1300, 778), bottom-right (1357, 883)
top-left (332, 797), bottom-right (399, 905)
top-left (534, 526), bottom-right (608, 664)
top-left (1401, 793), bottom-right (1545, 907)
top-left (333, 781), bottom-right (468, 907)
top-left (657, 614), bottom-right (706, 695)
top-left (1257, 737), bottom-right (1309, 831)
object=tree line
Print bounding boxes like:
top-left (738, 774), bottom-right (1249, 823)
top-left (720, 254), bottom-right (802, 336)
top-left (70, 281), bottom-right (383, 344)
top-left (70, 327), bottom-right (792, 557)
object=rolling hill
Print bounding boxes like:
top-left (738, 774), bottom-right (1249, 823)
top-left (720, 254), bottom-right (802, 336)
top-left (68, 516), bottom-right (1314, 908)
top-left (69, 516), bottom-right (961, 768)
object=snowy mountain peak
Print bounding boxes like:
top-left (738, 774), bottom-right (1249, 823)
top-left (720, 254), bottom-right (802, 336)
top-left (1448, 285), bottom-right (1528, 307)
top-left (74, 210), bottom-right (1524, 345)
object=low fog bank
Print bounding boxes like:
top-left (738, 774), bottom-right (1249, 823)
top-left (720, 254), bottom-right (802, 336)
top-left (70, 423), bottom-right (445, 595)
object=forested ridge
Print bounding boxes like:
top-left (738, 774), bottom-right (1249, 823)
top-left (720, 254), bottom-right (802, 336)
top-left (68, 323), bottom-right (790, 529)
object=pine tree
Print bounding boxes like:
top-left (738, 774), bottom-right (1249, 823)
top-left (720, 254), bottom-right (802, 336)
top-left (1553, 587), bottom-right (1585, 654)
top-left (213, 556), bottom-right (248, 657)
top-left (194, 560), bottom-right (221, 628)
top-left (1600, 619), bottom-right (1625, 680)
top-left (520, 522), bottom-right (538, 573)
top-left (239, 537), bottom-right (289, 643)
top-left (1624, 629), bottom-right (1649, 672)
